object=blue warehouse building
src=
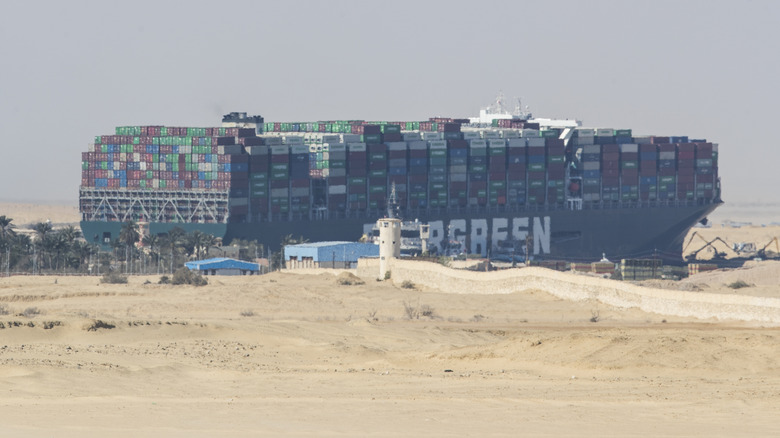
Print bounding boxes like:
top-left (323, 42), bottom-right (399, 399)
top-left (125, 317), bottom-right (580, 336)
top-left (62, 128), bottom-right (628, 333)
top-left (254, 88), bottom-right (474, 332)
top-left (185, 258), bottom-right (261, 276)
top-left (284, 241), bottom-right (379, 269)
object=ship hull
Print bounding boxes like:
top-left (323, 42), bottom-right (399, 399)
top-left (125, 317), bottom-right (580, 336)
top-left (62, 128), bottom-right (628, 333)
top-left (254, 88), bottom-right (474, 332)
top-left (82, 201), bottom-right (720, 263)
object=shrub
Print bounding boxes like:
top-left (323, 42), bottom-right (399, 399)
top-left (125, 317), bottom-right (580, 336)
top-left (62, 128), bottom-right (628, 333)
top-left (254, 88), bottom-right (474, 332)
top-left (240, 310), bottom-right (255, 317)
top-left (101, 271), bottom-right (128, 284)
top-left (403, 301), bottom-right (437, 320)
top-left (384, 270), bottom-right (391, 280)
top-left (336, 272), bottom-right (365, 286)
top-left (437, 256), bottom-right (452, 267)
top-left (23, 307), bottom-right (41, 317)
top-left (728, 280), bottom-right (751, 289)
top-left (159, 275), bottom-right (170, 284)
top-left (0, 304), bottom-right (10, 316)
top-left (171, 268), bottom-right (208, 286)
top-left (400, 280), bottom-right (415, 289)
top-left (590, 310), bottom-right (600, 323)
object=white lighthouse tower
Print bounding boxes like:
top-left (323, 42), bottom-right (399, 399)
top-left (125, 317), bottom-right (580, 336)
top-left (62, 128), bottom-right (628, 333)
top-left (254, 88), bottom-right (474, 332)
top-left (377, 184), bottom-right (402, 278)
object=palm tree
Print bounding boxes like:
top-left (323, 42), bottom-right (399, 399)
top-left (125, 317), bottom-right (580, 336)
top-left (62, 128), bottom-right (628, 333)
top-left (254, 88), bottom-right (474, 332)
top-left (0, 216), bottom-right (16, 241)
top-left (119, 221), bottom-right (140, 274)
top-left (187, 230), bottom-right (217, 260)
top-left (32, 221), bottom-right (53, 271)
top-left (142, 234), bottom-right (161, 274)
top-left (160, 227), bottom-right (186, 274)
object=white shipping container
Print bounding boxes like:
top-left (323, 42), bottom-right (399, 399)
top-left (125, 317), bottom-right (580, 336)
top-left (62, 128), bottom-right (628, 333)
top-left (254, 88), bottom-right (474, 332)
top-left (291, 145), bottom-right (309, 155)
top-left (263, 137), bottom-right (283, 146)
top-left (450, 173), bottom-right (467, 182)
top-left (449, 165), bottom-right (467, 173)
top-left (488, 139), bottom-right (507, 148)
top-left (527, 137), bottom-right (545, 147)
top-left (329, 152), bottom-right (346, 160)
top-left (501, 130), bottom-right (520, 138)
top-left (583, 193), bottom-right (601, 201)
top-left (583, 161), bottom-right (601, 170)
top-left (342, 134), bottom-right (362, 143)
top-left (113, 162), bottom-right (120, 170)
top-left (583, 145), bottom-right (601, 154)
top-left (482, 131), bottom-right (501, 139)
top-left (402, 133), bottom-right (422, 141)
top-left (119, 153), bottom-right (126, 162)
top-left (271, 145), bottom-right (289, 155)
top-left (387, 142), bottom-right (407, 151)
top-left (325, 143), bottom-right (346, 153)
top-left (284, 136), bottom-right (304, 145)
top-left (328, 185), bottom-right (346, 195)
top-left (408, 140), bottom-right (427, 150)
top-left (576, 128), bottom-right (595, 137)
top-left (713, 143), bottom-right (719, 153)
top-left (422, 132), bottom-right (442, 140)
top-left (180, 146), bottom-right (191, 154)
top-left (507, 138), bottom-right (527, 148)
top-left (347, 143), bottom-right (366, 152)
top-left (469, 139), bottom-right (487, 148)
top-left (329, 168), bottom-right (346, 177)
top-left (231, 197), bottom-right (248, 206)
top-left (321, 135), bottom-right (340, 143)
top-left (246, 146), bottom-right (269, 155)
top-left (88, 143), bottom-right (95, 153)
top-left (219, 145), bottom-right (243, 155)
top-left (140, 162), bottom-right (147, 171)
top-left (271, 188), bottom-right (289, 197)
top-left (659, 151), bottom-right (676, 159)
top-left (619, 144), bottom-right (638, 153)
top-left (633, 136), bottom-right (652, 144)
top-left (428, 140), bottom-right (447, 149)
top-left (462, 131), bottom-right (481, 140)
top-left (521, 129), bottom-right (540, 137)
top-left (596, 128), bottom-right (614, 137)
top-left (291, 188), bottom-right (309, 197)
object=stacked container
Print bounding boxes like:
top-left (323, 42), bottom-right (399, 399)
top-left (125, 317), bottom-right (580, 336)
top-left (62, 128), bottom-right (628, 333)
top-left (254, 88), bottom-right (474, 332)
top-left (694, 142), bottom-right (716, 199)
top-left (270, 145), bottom-right (290, 214)
top-left (367, 142), bottom-right (387, 211)
top-left (619, 143), bottom-right (639, 201)
top-left (657, 143), bottom-right (677, 199)
top-left (638, 143), bottom-right (658, 201)
top-left (676, 143), bottom-right (696, 200)
top-left (247, 145), bottom-right (270, 219)
top-left (408, 140), bottom-right (428, 208)
top-left (347, 143), bottom-right (368, 210)
top-left (465, 139), bottom-right (485, 206)
top-left (581, 144), bottom-right (601, 202)
top-left (506, 138), bottom-right (527, 205)
top-left (428, 140), bottom-right (447, 208)
top-left (526, 134), bottom-right (546, 204)
top-left (387, 142), bottom-right (408, 208)
top-left (546, 137), bottom-right (565, 204)
top-left (488, 139), bottom-right (507, 206)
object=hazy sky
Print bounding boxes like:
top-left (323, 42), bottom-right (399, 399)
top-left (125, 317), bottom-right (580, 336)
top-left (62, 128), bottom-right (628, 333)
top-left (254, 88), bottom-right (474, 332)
top-left (1, 0), bottom-right (778, 205)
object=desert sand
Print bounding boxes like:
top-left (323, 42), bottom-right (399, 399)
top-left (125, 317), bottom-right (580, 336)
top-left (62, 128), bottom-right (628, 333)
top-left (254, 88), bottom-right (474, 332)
top-left (1, 203), bottom-right (779, 436)
top-left (1, 271), bottom-right (779, 437)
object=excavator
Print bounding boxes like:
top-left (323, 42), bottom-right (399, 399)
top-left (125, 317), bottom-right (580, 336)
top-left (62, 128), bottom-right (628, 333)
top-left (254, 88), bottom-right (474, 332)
top-left (756, 237), bottom-right (779, 259)
top-left (682, 232), bottom-right (736, 262)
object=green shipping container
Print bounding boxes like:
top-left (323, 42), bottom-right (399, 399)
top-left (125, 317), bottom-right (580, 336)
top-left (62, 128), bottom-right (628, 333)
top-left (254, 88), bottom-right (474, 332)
top-left (528, 163), bottom-right (546, 171)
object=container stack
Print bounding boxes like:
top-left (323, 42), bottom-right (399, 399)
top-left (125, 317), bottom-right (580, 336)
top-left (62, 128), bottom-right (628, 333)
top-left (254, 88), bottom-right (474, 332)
top-left (288, 141), bottom-right (310, 215)
top-left (428, 140), bottom-right (448, 208)
top-left (506, 138), bottom-right (527, 205)
top-left (387, 141), bottom-right (408, 208)
top-left (447, 139), bottom-right (467, 207)
top-left (581, 143), bottom-right (601, 202)
top-left (546, 136), bottom-right (565, 204)
top-left (247, 145), bottom-right (269, 219)
top-left (466, 139), bottom-right (486, 206)
top-left (526, 134), bottom-right (546, 204)
top-left (408, 141), bottom-right (427, 209)
top-left (638, 142), bottom-right (658, 201)
top-left (367, 142), bottom-right (387, 211)
top-left (657, 143), bottom-right (677, 199)
top-left (620, 258), bottom-right (663, 281)
top-left (347, 143), bottom-right (368, 210)
top-left (488, 139), bottom-right (507, 206)
top-left (619, 143), bottom-right (639, 201)
top-left (695, 142), bottom-right (716, 199)
top-left (270, 145), bottom-right (290, 215)
top-left (676, 143), bottom-right (696, 200)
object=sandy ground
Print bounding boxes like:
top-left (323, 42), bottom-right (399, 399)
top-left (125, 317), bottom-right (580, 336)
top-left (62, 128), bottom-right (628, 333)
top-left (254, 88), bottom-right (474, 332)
top-left (0, 203), bottom-right (778, 436)
top-left (0, 272), bottom-right (779, 437)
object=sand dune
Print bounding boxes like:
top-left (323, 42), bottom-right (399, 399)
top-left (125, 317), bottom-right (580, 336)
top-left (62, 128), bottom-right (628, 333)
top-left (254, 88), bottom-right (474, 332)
top-left (1, 272), bottom-right (779, 437)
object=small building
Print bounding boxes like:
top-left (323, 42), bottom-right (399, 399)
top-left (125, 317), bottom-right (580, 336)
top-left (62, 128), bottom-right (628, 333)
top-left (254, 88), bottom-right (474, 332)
top-left (284, 241), bottom-right (379, 269)
top-left (184, 258), bottom-right (260, 276)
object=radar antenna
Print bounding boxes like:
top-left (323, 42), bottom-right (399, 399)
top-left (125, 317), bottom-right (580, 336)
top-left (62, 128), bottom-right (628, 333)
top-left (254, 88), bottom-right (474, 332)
top-left (386, 182), bottom-right (399, 219)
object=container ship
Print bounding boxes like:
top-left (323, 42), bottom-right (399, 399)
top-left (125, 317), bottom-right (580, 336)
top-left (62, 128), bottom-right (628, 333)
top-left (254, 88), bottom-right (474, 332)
top-left (79, 102), bottom-right (722, 262)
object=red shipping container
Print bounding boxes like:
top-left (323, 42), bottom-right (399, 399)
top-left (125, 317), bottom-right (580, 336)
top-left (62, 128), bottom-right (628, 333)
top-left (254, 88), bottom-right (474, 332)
top-left (639, 144), bottom-right (658, 152)
top-left (640, 167), bottom-right (657, 176)
top-left (696, 174), bottom-right (714, 183)
top-left (291, 179), bottom-right (308, 188)
top-left (389, 175), bottom-right (406, 184)
top-left (489, 172), bottom-right (506, 181)
top-left (409, 174), bottom-right (427, 183)
top-left (329, 176), bottom-right (347, 185)
top-left (602, 144), bottom-right (620, 154)
top-left (651, 136), bottom-right (670, 144)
